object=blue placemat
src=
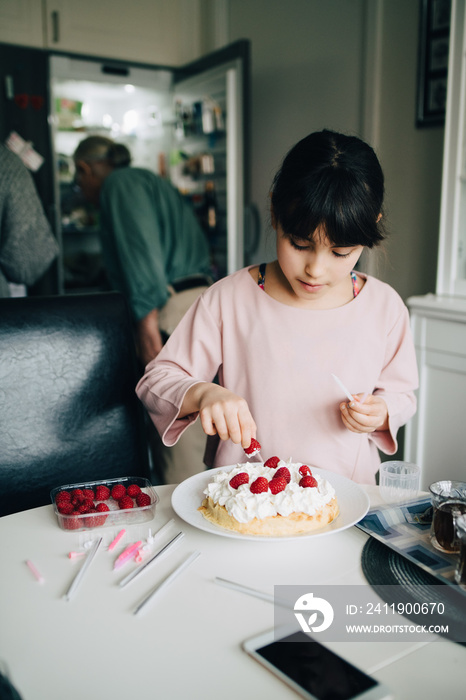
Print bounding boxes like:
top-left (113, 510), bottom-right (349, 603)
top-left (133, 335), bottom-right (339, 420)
top-left (356, 497), bottom-right (463, 592)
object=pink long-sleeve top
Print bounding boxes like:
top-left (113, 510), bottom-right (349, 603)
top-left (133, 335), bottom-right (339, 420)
top-left (136, 267), bottom-right (418, 484)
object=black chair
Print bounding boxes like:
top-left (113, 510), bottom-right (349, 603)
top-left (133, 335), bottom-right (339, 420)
top-left (0, 292), bottom-right (150, 516)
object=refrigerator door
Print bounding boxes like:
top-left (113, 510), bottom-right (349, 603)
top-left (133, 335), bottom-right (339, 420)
top-left (173, 40), bottom-right (251, 278)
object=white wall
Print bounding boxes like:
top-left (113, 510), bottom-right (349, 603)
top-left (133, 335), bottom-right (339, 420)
top-left (227, 0), bottom-right (445, 302)
top-left (228, 0), bottom-right (366, 263)
top-left (371, 0), bottom-right (445, 301)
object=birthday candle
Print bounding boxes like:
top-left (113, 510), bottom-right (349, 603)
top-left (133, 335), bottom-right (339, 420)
top-left (113, 541), bottom-right (142, 570)
top-left (25, 559), bottom-right (44, 583)
top-left (108, 529), bottom-right (126, 552)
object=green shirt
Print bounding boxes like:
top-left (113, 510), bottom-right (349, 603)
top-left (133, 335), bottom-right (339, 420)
top-left (99, 167), bottom-right (211, 320)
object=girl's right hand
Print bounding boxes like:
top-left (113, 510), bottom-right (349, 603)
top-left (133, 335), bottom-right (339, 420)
top-left (182, 383), bottom-right (256, 449)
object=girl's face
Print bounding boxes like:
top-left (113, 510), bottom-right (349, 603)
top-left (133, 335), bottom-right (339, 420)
top-left (275, 224), bottom-right (364, 308)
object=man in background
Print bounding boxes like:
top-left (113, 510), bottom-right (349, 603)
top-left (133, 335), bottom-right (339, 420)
top-left (73, 136), bottom-right (212, 367)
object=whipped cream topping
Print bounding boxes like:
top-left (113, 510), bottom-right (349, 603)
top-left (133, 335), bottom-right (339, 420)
top-left (203, 459), bottom-right (336, 524)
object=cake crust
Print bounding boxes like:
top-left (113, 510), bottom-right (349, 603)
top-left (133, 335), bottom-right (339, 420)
top-left (199, 495), bottom-right (339, 536)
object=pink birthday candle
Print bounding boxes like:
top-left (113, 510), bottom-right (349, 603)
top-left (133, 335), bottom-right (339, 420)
top-left (26, 560), bottom-right (44, 583)
top-left (68, 551), bottom-right (86, 559)
top-left (108, 529), bottom-right (126, 552)
top-left (134, 546), bottom-right (150, 564)
top-left (113, 541), bottom-right (142, 570)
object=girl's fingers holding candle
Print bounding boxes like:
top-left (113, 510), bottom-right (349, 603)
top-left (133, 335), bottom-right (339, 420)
top-left (339, 403), bottom-right (361, 433)
top-left (340, 395), bottom-right (389, 433)
top-left (352, 392), bottom-right (370, 406)
top-left (340, 406), bottom-right (374, 433)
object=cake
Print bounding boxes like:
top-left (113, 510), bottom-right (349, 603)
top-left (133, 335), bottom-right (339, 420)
top-left (198, 458), bottom-right (339, 536)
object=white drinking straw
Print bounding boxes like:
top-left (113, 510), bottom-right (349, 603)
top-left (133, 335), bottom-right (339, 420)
top-left (214, 577), bottom-right (293, 609)
top-left (63, 536), bottom-right (102, 601)
top-left (150, 518), bottom-right (175, 543)
top-left (133, 551), bottom-right (201, 616)
top-left (119, 531), bottom-right (184, 588)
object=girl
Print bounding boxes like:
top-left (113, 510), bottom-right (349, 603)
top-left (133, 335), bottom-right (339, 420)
top-left (136, 130), bottom-right (418, 484)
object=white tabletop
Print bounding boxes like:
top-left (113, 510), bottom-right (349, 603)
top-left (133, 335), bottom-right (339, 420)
top-left (0, 484), bottom-right (464, 700)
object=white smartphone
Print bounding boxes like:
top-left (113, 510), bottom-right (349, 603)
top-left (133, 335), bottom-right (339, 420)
top-left (243, 628), bottom-right (393, 700)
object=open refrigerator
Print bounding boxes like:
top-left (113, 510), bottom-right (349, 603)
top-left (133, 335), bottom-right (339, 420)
top-left (0, 40), bottom-right (252, 295)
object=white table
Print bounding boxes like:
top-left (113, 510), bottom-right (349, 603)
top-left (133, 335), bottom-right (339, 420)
top-left (0, 484), bottom-right (464, 700)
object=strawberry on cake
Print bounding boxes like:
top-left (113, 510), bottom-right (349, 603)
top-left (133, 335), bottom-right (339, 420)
top-left (198, 457), bottom-right (339, 536)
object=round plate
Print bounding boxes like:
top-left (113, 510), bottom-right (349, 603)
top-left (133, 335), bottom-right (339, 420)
top-left (171, 465), bottom-right (370, 541)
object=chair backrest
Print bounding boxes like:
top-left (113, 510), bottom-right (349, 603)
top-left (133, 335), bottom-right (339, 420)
top-left (0, 292), bottom-right (150, 516)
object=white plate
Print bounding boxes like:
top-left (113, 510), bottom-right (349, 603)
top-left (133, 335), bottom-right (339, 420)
top-left (171, 465), bottom-right (370, 541)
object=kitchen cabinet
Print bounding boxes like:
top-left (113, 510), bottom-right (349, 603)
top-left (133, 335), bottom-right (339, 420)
top-left (0, 0), bottom-right (203, 65)
top-left (0, 0), bottom-right (44, 48)
top-left (405, 0), bottom-right (466, 486)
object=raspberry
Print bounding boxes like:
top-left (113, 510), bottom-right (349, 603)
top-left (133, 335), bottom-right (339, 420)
top-left (84, 508), bottom-right (98, 527)
top-left (95, 484), bottom-right (110, 501)
top-left (244, 438), bottom-right (261, 456)
top-left (57, 501), bottom-right (74, 515)
top-left (85, 507), bottom-right (108, 528)
top-left (76, 501), bottom-right (92, 514)
top-left (119, 495), bottom-right (134, 509)
top-left (93, 502), bottom-right (110, 526)
top-left (127, 484), bottom-right (142, 498)
top-left (299, 475), bottom-right (318, 488)
top-left (299, 465), bottom-right (311, 476)
top-left (264, 456), bottom-right (280, 469)
top-left (70, 489), bottom-right (85, 505)
top-left (63, 514), bottom-right (81, 530)
top-left (56, 490), bottom-right (71, 503)
top-left (229, 472), bottom-right (249, 489)
top-left (250, 476), bottom-right (268, 494)
top-left (274, 467), bottom-right (291, 483)
top-left (268, 477), bottom-right (287, 494)
top-left (136, 493), bottom-right (151, 507)
top-left (82, 488), bottom-right (95, 500)
top-left (111, 484), bottom-right (126, 501)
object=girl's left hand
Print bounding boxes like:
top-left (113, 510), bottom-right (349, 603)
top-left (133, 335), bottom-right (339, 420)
top-left (339, 394), bottom-right (389, 434)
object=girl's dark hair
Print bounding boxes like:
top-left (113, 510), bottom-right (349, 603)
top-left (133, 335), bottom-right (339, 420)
top-left (74, 136), bottom-right (131, 169)
top-left (271, 129), bottom-right (385, 248)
